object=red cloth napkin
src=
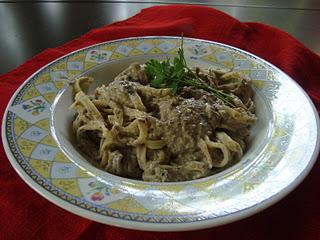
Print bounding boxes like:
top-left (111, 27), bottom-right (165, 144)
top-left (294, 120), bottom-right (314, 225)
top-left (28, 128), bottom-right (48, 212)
top-left (1, 5), bottom-right (320, 240)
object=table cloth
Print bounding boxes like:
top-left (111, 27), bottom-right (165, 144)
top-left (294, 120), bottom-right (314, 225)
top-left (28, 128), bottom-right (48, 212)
top-left (1, 5), bottom-right (320, 240)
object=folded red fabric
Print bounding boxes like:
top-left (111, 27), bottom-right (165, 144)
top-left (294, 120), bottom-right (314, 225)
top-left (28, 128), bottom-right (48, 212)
top-left (1, 5), bottom-right (320, 240)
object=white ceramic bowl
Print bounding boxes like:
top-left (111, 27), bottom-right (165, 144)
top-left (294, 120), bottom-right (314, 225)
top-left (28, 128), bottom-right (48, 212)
top-left (2, 37), bottom-right (319, 231)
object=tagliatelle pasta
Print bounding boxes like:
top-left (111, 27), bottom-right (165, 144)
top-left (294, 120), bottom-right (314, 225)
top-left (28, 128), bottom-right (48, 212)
top-left (71, 62), bottom-right (256, 182)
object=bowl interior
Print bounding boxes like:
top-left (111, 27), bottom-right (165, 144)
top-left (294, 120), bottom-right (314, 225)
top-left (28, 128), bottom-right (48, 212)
top-left (51, 54), bottom-right (271, 183)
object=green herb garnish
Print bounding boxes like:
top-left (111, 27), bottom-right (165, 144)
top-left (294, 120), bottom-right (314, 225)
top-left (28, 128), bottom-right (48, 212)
top-left (145, 37), bottom-right (235, 107)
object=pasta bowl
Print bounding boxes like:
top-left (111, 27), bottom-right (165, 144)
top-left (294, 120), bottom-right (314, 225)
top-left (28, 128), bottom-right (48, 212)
top-left (2, 36), bottom-right (319, 231)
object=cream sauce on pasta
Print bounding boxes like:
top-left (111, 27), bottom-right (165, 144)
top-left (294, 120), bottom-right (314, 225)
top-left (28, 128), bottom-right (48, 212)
top-left (71, 63), bottom-right (256, 182)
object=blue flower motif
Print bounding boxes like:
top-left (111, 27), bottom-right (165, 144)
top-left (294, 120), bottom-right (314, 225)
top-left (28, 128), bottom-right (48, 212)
top-left (88, 181), bottom-right (96, 188)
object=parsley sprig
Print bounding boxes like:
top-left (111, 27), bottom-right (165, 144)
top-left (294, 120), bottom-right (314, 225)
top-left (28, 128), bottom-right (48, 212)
top-left (145, 38), bottom-right (235, 107)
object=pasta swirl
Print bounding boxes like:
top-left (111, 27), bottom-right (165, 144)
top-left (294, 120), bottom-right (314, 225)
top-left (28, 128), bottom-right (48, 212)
top-left (71, 63), bottom-right (256, 182)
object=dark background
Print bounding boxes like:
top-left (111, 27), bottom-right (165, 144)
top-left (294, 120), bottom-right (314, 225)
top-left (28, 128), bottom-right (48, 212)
top-left (1, 0), bottom-right (320, 75)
